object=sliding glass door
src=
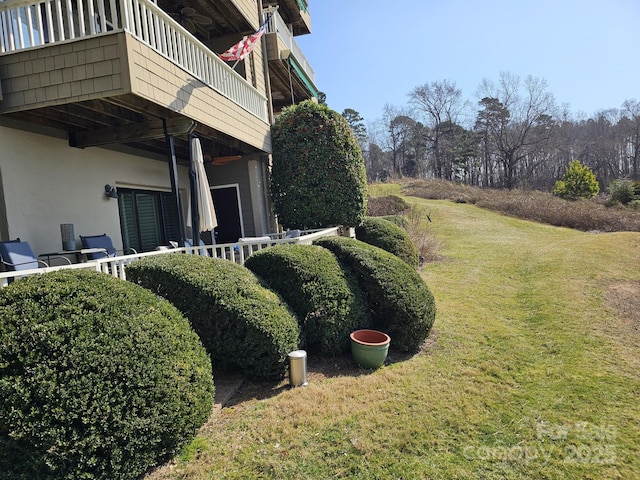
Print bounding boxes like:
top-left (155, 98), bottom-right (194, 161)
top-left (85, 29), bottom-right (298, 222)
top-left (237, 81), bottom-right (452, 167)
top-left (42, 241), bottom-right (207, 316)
top-left (117, 188), bottom-right (180, 252)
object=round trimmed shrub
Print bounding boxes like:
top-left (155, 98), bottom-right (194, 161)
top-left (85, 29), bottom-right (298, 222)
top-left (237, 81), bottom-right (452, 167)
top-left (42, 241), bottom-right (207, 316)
top-left (356, 216), bottom-right (420, 267)
top-left (271, 100), bottom-right (368, 229)
top-left (315, 236), bottom-right (436, 353)
top-left (245, 244), bottom-right (371, 355)
top-left (366, 195), bottom-right (409, 216)
top-left (127, 254), bottom-right (300, 380)
top-left (0, 270), bottom-right (214, 480)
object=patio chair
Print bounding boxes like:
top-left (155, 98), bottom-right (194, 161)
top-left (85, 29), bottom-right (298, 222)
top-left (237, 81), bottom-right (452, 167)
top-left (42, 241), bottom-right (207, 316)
top-left (0, 239), bottom-right (72, 285)
top-left (0, 239), bottom-right (49, 271)
top-left (79, 234), bottom-right (137, 260)
top-left (185, 238), bottom-right (209, 257)
top-left (284, 229), bottom-right (301, 239)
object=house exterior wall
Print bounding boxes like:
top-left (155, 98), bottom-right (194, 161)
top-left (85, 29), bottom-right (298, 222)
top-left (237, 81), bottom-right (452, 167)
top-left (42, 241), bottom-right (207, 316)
top-left (0, 1), bottom-right (316, 248)
top-left (0, 124), bottom-right (189, 256)
top-left (233, 0), bottom-right (261, 30)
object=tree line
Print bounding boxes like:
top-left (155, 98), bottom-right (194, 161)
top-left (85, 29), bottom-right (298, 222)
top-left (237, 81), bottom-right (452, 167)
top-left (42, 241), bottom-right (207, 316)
top-left (337, 72), bottom-right (640, 191)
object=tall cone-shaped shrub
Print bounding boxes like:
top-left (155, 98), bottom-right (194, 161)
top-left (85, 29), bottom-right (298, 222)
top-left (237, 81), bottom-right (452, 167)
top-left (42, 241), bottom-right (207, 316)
top-left (271, 100), bottom-right (368, 229)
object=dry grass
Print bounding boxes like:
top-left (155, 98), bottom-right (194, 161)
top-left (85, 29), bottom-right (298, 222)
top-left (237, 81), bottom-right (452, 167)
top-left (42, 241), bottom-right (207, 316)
top-left (366, 190), bottom-right (443, 263)
top-left (403, 202), bottom-right (443, 263)
top-left (399, 178), bottom-right (640, 232)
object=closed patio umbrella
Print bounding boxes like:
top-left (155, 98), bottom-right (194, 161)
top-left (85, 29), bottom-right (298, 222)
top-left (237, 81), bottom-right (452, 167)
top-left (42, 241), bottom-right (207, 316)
top-left (189, 136), bottom-right (217, 245)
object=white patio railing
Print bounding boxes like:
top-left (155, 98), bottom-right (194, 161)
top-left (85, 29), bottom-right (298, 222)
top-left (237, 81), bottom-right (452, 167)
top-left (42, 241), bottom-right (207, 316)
top-left (0, 227), bottom-right (340, 289)
top-left (0, 0), bottom-right (268, 121)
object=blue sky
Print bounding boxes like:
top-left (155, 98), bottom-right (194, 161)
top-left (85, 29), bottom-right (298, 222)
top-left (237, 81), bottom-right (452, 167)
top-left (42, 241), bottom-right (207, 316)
top-left (296, 0), bottom-right (640, 123)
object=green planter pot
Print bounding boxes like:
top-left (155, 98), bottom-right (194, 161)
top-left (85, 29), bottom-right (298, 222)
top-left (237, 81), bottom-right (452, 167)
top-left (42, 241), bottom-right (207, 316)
top-left (350, 329), bottom-right (391, 369)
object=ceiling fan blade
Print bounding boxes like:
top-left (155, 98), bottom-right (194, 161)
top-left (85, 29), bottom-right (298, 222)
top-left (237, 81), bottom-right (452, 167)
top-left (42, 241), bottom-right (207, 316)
top-left (183, 18), bottom-right (197, 34)
top-left (192, 14), bottom-right (212, 26)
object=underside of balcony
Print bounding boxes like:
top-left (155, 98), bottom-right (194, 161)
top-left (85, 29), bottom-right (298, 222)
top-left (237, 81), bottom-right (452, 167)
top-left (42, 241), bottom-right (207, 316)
top-left (263, 0), bottom-right (311, 36)
top-left (267, 55), bottom-right (317, 113)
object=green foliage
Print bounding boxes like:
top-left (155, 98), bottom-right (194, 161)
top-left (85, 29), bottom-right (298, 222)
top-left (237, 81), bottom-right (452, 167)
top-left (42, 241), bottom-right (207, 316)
top-left (245, 245), bottom-right (371, 355)
top-left (607, 178), bottom-right (640, 205)
top-left (127, 254), bottom-right (300, 380)
top-left (355, 217), bottom-right (420, 267)
top-left (553, 160), bottom-right (600, 200)
top-left (0, 270), bottom-right (213, 480)
top-left (271, 100), bottom-right (368, 229)
top-left (314, 236), bottom-right (436, 352)
top-left (341, 108), bottom-right (368, 146)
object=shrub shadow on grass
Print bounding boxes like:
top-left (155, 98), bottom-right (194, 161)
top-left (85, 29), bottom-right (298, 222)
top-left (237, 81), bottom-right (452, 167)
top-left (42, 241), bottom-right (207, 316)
top-left (223, 330), bottom-right (439, 406)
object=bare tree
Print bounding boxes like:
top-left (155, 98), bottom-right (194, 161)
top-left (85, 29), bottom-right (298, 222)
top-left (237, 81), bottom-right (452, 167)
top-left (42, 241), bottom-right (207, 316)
top-left (409, 80), bottom-right (465, 179)
top-left (475, 73), bottom-right (556, 188)
top-left (621, 99), bottom-right (640, 179)
top-left (382, 104), bottom-right (419, 177)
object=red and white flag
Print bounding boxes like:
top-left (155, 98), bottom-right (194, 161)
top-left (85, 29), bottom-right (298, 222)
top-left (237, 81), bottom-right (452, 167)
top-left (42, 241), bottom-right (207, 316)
top-left (219, 14), bottom-right (272, 62)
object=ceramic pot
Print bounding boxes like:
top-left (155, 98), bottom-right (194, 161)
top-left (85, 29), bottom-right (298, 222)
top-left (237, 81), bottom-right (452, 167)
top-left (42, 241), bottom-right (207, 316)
top-left (350, 329), bottom-right (391, 369)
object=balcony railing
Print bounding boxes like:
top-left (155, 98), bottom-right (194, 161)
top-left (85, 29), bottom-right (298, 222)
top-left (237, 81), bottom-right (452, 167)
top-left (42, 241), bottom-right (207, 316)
top-left (264, 7), bottom-right (315, 87)
top-left (0, 0), bottom-right (268, 121)
top-left (0, 227), bottom-right (340, 288)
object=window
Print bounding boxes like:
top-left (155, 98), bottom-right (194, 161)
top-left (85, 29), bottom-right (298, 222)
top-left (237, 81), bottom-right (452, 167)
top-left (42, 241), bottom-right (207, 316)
top-left (117, 188), bottom-right (180, 252)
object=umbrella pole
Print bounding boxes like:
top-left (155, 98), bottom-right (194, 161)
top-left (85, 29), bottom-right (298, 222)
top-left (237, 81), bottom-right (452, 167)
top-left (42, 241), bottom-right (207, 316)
top-left (164, 123), bottom-right (186, 248)
top-left (189, 134), bottom-right (201, 247)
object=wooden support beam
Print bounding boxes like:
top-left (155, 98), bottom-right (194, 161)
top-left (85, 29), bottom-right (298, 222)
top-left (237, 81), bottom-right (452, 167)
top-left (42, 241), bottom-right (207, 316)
top-left (69, 118), bottom-right (197, 148)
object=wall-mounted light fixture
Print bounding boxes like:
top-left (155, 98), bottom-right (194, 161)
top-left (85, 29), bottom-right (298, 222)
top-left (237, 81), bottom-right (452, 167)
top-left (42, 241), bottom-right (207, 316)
top-left (104, 184), bottom-right (118, 199)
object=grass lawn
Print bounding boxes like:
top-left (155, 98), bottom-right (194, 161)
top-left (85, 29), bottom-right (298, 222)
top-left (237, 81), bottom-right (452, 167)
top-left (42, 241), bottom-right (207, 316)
top-left (147, 192), bottom-right (640, 479)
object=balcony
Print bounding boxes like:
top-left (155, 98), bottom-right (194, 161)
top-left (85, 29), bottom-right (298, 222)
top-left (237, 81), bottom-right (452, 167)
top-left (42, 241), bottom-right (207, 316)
top-left (263, 7), bottom-right (317, 112)
top-left (263, 0), bottom-right (311, 36)
top-left (0, 0), bottom-right (270, 159)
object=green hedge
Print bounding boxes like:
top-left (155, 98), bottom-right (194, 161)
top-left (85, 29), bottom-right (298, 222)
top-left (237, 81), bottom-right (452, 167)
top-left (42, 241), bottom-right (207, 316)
top-left (0, 270), bottom-right (213, 480)
top-left (356, 216), bottom-right (420, 267)
top-left (270, 100), bottom-right (368, 229)
top-left (127, 254), bottom-right (300, 380)
top-left (315, 236), bottom-right (436, 352)
top-left (245, 244), bottom-right (371, 355)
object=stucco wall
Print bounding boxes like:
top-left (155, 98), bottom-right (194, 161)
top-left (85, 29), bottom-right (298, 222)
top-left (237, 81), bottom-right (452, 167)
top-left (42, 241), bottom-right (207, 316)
top-left (0, 125), bottom-right (189, 256)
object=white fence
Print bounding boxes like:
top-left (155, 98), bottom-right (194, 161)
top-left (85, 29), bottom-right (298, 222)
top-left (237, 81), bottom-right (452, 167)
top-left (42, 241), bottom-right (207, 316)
top-left (0, 0), bottom-right (268, 121)
top-left (0, 227), bottom-right (340, 288)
